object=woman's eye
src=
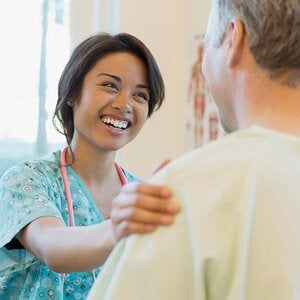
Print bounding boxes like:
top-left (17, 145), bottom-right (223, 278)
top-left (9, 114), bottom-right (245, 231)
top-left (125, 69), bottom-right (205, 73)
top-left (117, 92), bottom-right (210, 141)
top-left (101, 82), bottom-right (119, 90)
top-left (136, 92), bottom-right (149, 102)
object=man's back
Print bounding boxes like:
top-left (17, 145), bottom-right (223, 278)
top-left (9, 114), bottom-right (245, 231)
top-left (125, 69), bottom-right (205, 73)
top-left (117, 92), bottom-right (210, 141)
top-left (88, 125), bottom-right (300, 300)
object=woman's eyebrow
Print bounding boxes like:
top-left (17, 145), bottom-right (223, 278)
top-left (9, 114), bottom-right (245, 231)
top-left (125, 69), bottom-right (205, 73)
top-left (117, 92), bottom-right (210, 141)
top-left (97, 72), bottom-right (149, 89)
top-left (97, 72), bottom-right (121, 82)
top-left (97, 73), bottom-right (150, 90)
top-left (137, 83), bottom-right (150, 90)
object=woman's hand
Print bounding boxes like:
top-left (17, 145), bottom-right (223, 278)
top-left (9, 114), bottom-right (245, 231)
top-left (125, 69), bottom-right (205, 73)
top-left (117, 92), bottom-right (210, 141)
top-left (110, 182), bottom-right (180, 241)
top-left (149, 158), bottom-right (171, 177)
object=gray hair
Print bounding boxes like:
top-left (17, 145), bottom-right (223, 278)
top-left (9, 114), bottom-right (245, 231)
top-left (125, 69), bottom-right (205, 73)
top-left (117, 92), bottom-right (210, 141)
top-left (212, 0), bottom-right (300, 86)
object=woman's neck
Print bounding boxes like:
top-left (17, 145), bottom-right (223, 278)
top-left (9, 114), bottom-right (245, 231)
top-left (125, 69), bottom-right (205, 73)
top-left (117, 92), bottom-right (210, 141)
top-left (67, 142), bottom-right (118, 185)
top-left (65, 142), bottom-right (123, 219)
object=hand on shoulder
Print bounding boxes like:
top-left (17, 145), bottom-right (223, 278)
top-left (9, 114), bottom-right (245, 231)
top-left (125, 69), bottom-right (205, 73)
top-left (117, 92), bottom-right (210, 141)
top-left (110, 182), bottom-right (180, 241)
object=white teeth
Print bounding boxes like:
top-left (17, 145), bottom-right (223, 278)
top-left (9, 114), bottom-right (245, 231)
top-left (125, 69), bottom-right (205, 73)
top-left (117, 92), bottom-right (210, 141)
top-left (101, 117), bottom-right (129, 129)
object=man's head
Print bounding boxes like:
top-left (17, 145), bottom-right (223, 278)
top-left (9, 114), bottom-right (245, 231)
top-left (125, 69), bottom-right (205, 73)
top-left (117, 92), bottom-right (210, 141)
top-left (202, 0), bottom-right (300, 132)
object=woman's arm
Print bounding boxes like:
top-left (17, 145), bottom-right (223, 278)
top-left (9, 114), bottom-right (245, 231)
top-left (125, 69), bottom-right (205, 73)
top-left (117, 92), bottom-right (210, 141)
top-left (17, 182), bottom-right (179, 273)
top-left (17, 216), bottom-right (115, 273)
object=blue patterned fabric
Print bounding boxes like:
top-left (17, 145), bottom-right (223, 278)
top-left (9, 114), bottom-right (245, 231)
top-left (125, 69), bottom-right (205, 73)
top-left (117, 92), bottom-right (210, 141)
top-left (0, 150), bottom-right (140, 299)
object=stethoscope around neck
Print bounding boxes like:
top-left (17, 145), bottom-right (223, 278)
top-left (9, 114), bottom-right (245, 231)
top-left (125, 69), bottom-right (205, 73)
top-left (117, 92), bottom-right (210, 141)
top-left (60, 146), bottom-right (127, 226)
top-left (59, 146), bottom-right (127, 281)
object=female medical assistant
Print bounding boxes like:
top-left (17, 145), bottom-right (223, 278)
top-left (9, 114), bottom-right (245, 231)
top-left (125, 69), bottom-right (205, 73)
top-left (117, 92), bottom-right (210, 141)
top-left (0, 148), bottom-right (138, 299)
top-left (0, 32), bottom-right (179, 299)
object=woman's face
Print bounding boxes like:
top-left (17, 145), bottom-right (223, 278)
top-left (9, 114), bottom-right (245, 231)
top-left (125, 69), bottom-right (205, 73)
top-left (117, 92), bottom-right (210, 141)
top-left (71, 52), bottom-right (150, 153)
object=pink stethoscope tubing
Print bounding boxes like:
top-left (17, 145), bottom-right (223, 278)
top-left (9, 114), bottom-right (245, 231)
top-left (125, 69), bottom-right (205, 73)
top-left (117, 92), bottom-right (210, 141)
top-left (60, 147), bottom-right (75, 226)
top-left (59, 146), bottom-right (127, 280)
top-left (60, 146), bottom-right (127, 225)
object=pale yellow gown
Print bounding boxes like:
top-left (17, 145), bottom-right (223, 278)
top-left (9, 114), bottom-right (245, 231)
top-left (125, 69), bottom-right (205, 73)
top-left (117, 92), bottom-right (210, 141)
top-left (88, 125), bottom-right (300, 300)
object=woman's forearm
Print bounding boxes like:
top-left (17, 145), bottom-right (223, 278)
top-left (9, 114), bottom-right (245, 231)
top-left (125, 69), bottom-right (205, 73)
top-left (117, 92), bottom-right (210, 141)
top-left (18, 217), bottom-right (116, 273)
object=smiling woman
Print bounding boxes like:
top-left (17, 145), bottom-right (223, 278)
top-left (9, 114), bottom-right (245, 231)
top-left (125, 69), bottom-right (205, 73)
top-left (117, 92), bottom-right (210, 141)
top-left (69, 51), bottom-right (150, 155)
top-left (92, 60), bottom-right (148, 136)
top-left (0, 32), bottom-right (179, 299)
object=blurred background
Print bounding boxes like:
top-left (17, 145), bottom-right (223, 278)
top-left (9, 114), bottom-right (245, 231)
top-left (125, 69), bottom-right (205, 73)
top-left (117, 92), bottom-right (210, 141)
top-left (0, 0), bottom-right (222, 179)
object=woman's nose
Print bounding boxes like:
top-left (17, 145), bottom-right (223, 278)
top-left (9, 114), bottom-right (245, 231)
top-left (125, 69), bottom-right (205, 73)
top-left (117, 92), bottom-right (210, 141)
top-left (111, 94), bottom-right (132, 113)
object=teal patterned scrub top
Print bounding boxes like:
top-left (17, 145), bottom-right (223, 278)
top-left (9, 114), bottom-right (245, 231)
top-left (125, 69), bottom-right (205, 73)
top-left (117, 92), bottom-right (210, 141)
top-left (0, 150), bottom-right (140, 299)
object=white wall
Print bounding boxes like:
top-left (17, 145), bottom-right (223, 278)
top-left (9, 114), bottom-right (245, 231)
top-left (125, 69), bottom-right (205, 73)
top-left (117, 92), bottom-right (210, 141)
top-left (69, 0), bottom-right (93, 46)
top-left (118, 0), bottom-right (212, 179)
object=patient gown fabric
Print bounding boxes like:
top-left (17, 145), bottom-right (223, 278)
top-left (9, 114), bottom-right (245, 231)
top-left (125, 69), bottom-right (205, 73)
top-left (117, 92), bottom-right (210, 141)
top-left (88, 126), bottom-right (300, 300)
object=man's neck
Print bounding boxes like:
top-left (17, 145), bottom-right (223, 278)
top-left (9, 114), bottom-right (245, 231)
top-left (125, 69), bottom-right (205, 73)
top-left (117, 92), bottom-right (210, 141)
top-left (233, 72), bottom-right (300, 136)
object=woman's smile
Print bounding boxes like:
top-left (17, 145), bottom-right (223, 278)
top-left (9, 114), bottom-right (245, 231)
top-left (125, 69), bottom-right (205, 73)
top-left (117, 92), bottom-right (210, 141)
top-left (100, 115), bottom-right (131, 131)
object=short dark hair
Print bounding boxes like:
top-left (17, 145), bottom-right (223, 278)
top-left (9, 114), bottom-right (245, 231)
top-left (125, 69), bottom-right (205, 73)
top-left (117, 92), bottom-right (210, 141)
top-left (53, 32), bottom-right (165, 146)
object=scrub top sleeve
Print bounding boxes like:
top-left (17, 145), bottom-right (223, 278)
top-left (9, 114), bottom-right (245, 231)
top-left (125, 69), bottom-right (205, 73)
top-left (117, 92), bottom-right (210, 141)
top-left (0, 162), bottom-right (63, 249)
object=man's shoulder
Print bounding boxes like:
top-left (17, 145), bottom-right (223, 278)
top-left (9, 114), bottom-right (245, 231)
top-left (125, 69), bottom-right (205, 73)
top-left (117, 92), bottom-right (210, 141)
top-left (173, 128), bottom-right (260, 168)
top-left (150, 126), bottom-right (271, 186)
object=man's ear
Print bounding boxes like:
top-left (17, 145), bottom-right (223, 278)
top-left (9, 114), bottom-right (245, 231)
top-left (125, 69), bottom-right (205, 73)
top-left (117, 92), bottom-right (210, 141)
top-left (226, 18), bottom-right (245, 68)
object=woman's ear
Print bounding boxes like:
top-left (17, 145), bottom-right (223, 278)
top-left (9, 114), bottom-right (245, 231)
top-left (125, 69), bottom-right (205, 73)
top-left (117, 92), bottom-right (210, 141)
top-left (67, 101), bottom-right (74, 107)
top-left (226, 18), bottom-right (245, 68)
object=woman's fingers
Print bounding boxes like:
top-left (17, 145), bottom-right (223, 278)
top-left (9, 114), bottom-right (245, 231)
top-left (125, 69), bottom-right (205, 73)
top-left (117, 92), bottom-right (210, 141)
top-left (111, 206), bottom-right (176, 227)
top-left (121, 182), bottom-right (173, 198)
top-left (113, 182), bottom-right (178, 213)
top-left (149, 158), bottom-right (172, 176)
top-left (112, 192), bottom-right (179, 214)
top-left (110, 182), bottom-right (180, 241)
